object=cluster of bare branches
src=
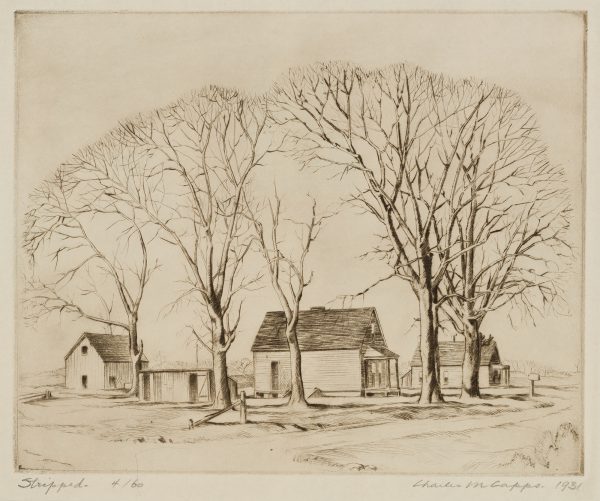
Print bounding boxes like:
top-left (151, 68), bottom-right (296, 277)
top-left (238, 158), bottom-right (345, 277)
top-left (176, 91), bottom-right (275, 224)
top-left (83, 87), bottom-right (269, 407)
top-left (248, 189), bottom-right (333, 406)
top-left (23, 61), bottom-right (573, 407)
top-left (270, 62), bottom-right (572, 402)
top-left (23, 163), bottom-right (159, 395)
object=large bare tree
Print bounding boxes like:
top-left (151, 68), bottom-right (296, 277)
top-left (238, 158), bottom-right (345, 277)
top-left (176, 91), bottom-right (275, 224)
top-left (249, 191), bottom-right (329, 407)
top-left (23, 164), bottom-right (158, 396)
top-left (435, 93), bottom-right (572, 397)
top-left (93, 87), bottom-right (271, 408)
top-left (270, 62), bottom-right (497, 403)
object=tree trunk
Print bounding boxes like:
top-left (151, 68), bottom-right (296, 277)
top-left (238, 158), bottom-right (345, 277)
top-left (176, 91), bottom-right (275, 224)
top-left (460, 170), bottom-right (481, 400)
top-left (460, 320), bottom-right (481, 399)
top-left (286, 326), bottom-right (308, 407)
top-left (417, 256), bottom-right (444, 404)
top-left (212, 349), bottom-right (231, 409)
top-left (126, 320), bottom-right (142, 397)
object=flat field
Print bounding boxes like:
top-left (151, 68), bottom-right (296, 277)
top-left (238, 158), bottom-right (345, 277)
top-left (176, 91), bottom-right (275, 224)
top-left (16, 371), bottom-right (582, 474)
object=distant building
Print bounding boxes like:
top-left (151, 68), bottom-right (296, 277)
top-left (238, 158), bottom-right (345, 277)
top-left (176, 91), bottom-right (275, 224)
top-left (402, 339), bottom-right (510, 389)
top-left (64, 333), bottom-right (149, 391)
top-left (251, 307), bottom-right (400, 397)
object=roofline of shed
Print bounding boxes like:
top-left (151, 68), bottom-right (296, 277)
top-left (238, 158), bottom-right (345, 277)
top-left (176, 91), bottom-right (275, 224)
top-left (140, 368), bottom-right (212, 373)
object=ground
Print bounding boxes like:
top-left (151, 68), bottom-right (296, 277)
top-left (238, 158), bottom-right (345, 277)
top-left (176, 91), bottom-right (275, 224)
top-left (17, 370), bottom-right (582, 474)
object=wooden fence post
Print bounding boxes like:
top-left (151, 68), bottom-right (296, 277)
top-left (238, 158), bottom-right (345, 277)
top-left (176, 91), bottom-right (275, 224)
top-left (240, 391), bottom-right (247, 424)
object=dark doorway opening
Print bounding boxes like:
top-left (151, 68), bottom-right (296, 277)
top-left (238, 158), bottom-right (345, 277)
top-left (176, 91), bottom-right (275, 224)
top-left (271, 361), bottom-right (279, 391)
top-left (143, 374), bottom-right (151, 401)
top-left (189, 374), bottom-right (198, 402)
top-left (81, 375), bottom-right (88, 389)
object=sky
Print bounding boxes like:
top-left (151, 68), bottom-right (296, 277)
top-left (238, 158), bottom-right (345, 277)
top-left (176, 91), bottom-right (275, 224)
top-left (15, 12), bottom-right (585, 374)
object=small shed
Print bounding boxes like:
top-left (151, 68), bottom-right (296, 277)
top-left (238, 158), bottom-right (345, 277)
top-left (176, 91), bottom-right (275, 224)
top-left (138, 369), bottom-right (214, 403)
top-left (252, 307), bottom-right (400, 397)
top-left (64, 333), bottom-right (149, 391)
top-left (138, 369), bottom-right (239, 403)
top-left (406, 339), bottom-right (510, 389)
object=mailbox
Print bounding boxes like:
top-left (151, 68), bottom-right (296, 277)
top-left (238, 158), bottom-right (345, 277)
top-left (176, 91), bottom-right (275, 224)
top-left (528, 373), bottom-right (540, 381)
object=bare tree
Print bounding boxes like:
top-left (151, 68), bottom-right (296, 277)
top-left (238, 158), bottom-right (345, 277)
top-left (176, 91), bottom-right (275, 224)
top-left (23, 165), bottom-right (158, 396)
top-left (90, 87), bottom-right (271, 408)
top-left (249, 191), bottom-right (330, 407)
top-left (230, 357), bottom-right (253, 376)
top-left (270, 62), bottom-right (498, 403)
top-left (437, 105), bottom-right (572, 398)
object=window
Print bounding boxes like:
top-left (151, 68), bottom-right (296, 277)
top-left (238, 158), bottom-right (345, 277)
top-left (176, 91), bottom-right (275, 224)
top-left (81, 345), bottom-right (88, 355)
top-left (443, 372), bottom-right (449, 384)
top-left (418, 371), bottom-right (423, 382)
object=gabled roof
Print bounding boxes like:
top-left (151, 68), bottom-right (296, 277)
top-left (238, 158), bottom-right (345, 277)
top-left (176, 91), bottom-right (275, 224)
top-left (251, 307), bottom-right (398, 358)
top-left (410, 340), bottom-right (500, 367)
top-left (64, 333), bottom-right (149, 363)
top-left (364, 346), bottom-right (399, 359)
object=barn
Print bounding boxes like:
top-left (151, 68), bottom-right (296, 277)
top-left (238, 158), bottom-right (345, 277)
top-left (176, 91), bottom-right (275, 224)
top-left (251, 307), bottom-right (400, 397)
top-left (403, 339), bottom-right (510, 389)
top-left (64, 333), bottom-right (149, 391)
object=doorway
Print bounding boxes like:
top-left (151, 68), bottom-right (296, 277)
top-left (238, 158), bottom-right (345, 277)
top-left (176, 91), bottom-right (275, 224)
top-left (81, 375), bottom-right (88, 389)
top-left (189, 374), bottom-right (198, 402)
top-left (143, 374), bottom-right (151, 401)
top-left (270, 361), bottom-right (279, 391)
top-left (109, 376), bottom-right (116, 388)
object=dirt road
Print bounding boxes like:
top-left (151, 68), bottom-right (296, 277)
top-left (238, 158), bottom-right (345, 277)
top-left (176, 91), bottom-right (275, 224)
top-left (18, 391), bottom-right (579, 474)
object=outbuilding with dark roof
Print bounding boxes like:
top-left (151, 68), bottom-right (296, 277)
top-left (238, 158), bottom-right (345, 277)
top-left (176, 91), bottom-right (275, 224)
top-left (402, 339), bottom-right (510, 389)
top-left (65, 333), bottom-right (149, 391)
top-left (251, 307), bottom-right (400, 397)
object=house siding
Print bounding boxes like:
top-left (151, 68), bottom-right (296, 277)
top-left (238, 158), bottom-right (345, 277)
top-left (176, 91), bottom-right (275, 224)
top-left (409, 365), bottom-right (464, 389)
top-left (440, 366), bottom-right (463, 388)
top-left (303, 350), bottom-right (362, 394)
top-left (410, 367), bottom-right (420, 389)
top-left (253, 351), bottom-right (292, 394)
top-left (479, 366), bottom-right (491, 388)
top-left (104, 361), bottom-right (149, 389)
top-left (65, 339), bottom-right (105, 390)
top-left (254, 350), bottom-right (362, 396)
top-left (104, 362), bottom-right (133, 389)
top-left (409, 364), bottom-right (493, 389)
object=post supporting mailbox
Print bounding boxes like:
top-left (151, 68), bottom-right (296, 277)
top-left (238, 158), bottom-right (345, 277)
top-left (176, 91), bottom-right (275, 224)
top-left (528, 372), bottom-right (540, 397)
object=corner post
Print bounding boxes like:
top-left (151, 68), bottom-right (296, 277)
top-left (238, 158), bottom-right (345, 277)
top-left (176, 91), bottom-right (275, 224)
top-left (240, 391), bottom-right (247, 424)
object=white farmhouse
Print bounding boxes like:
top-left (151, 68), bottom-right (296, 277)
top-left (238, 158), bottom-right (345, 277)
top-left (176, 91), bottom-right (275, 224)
top-left (252, 307), bottom-right (400, 397)
top-left (403, 339), bottom-right (510, 389)
top-left (64, 333), bottom-right (149, 391)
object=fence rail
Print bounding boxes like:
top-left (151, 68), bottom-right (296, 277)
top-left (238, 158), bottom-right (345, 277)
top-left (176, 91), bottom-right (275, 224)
top-left (189, 390), bottom-right (247, 428)
top-left (19, 390), bottom-right (53, 402)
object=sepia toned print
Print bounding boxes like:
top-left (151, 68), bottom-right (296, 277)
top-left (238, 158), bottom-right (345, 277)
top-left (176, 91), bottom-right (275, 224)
top-left (15, 12), bottom-right (584, 475)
